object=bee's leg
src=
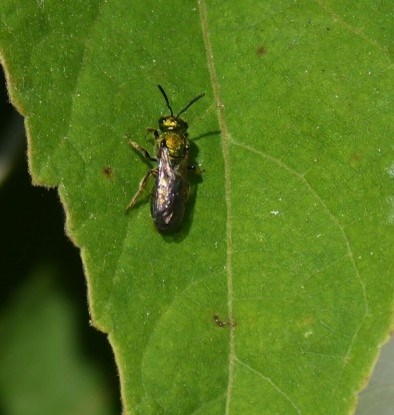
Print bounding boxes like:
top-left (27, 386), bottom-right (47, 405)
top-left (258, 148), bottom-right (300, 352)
top-left (188, 164), bottom-right (204, 175)
top-left (128, 140), bottom-right (157, 162)
top-left (145, 128), bottom-right (160, 140)
top-left (125, 168), bottom-right (158, 212)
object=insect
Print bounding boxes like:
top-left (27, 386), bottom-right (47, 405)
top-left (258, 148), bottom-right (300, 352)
top-left (126, 85), bottom-right (205, 232)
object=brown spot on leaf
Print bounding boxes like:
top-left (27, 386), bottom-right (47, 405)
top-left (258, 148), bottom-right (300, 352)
top-left (103, 166), bottom-right (113, 178)
top-left (213, 314), bottom-right (227, 328)
top-left (213, 314), bottom-right (237, 328)
top-left (256, 45), bottom-right (267, 57)
top-left (349, 152), bottom-right (363, 168)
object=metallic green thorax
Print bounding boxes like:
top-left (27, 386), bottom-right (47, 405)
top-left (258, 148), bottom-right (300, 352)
top-left (158, 124), bottom-right (189, 161)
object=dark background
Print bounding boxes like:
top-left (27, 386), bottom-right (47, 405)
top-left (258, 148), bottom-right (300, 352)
top-left (0, 66), bottom-right (120, 413)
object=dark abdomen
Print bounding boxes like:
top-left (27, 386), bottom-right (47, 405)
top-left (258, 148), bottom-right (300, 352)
top-left (151, 173), bottom-right (189, 232)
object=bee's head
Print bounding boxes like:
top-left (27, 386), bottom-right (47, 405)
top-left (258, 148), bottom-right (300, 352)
top-left (156, 85), bottom-right (204, 134)
top-left (158, 115), bottom-right (188, 133)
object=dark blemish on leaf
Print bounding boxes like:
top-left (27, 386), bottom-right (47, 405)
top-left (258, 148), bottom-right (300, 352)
top-left (213, 314), bottom-right (227, 327)
top-left (350, 152), bottom-right (362, 162)
top-left (103, 166), bottom-right (113, 178)
top-left (256, 45), bottom-right (267, 57)
top-left (213, 314), bottom-right (237, 328)
top-left (349, 152), bottom-right (363, 168)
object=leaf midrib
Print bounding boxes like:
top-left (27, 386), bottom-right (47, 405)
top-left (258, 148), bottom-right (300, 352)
top-left (197, 0), bottom-right (235, 412)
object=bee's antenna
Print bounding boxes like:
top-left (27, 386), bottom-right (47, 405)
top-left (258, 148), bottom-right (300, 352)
top-left (157, 85), bottom-right (173, 116)
top-left (177, 92), bottom-right (205, 118)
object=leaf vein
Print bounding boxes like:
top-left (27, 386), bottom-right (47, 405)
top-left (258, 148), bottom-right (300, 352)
top-left (198, 1), bottom-right (235, 413)
top-left (235, 357), bottom-right (301, 414)
top-left (230, 138), bottom-right (369, 389)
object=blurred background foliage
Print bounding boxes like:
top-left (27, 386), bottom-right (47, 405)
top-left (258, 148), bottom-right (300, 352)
top-left (0, 66), bottom-right (120, 415)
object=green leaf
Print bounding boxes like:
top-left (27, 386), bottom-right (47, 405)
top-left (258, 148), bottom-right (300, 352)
top-left (0, 1), bottom-right (392, 414)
